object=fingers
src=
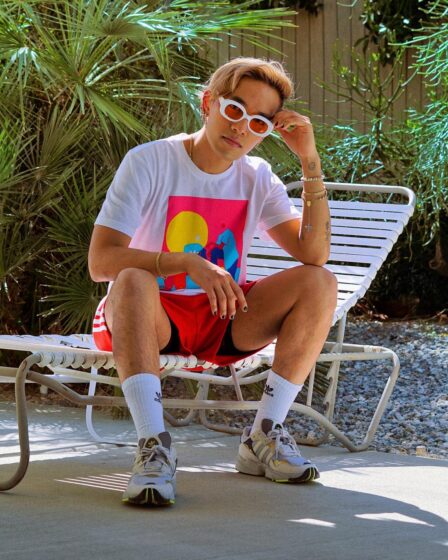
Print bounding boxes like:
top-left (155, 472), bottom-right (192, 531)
top-left (191, 258), bottom-right (248, 318)
top-left (273, 111), bottom-right (311, 131)
top-left (274, 117), bottom-right (310, 131)
top-left (207, 290), bottom-right (218, 317)
top-left (232, 282), bottom-right (248, 316)
top-left (206, 277), bottom-right (248, 319)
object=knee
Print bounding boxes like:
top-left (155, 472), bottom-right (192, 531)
top-left (297, 265), bottom-right (338, 306)
top-left (113, 267), bottom-right (159, 294)
top-left (316, 266), bottom-right (338, 293)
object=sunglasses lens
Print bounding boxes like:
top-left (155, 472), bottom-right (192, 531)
top-left (224, 103), bottom-right (244, 120)
top-left (221, 99), bottom-right (271, 136)
top-left (249, 118), bottom-right (270, 135)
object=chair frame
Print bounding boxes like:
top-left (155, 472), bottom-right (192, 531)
top-left (0, 182), bottom-right (415, 491)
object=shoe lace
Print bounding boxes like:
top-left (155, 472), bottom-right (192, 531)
top-left (268, 426), bottom-right (301, 460)
top-left (138, 444), bottom-right (173, 473)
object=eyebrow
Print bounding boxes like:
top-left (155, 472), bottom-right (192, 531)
top-left (230, 95), bottom-right (275, 120)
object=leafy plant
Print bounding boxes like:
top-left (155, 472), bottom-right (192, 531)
top-left (319, 44), bottom-right (416, 182)
top-left (230, 1), bottom-right (323, 16)
top-left (0, 0), bottom-right (298, 334)
top-left (317, 3), bottom-right (448, 314)
top-left (349, 0), bottom-right (433, 64)
top-left (396, 0), bottom-right (448, 292)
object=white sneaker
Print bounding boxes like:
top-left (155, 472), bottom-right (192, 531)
top-left (123, 432), bottom-right (177, 506)
top-left (236, 419), bottom-right (320, 483)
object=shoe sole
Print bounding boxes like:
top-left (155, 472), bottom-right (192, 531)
top-left (236, 456), bottom-right (320, 484)
top-left (123, 487), bottom-right (175, 507)
top-left (269, 466), bottom-right (320, 484)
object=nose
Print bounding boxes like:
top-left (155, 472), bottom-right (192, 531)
top-left (230, 118), bottom-right (249, 136)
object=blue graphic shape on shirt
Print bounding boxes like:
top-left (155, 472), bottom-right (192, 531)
top-left (184, 243), bottom-right (203, 289)
top-left (216, 229), bottom-right (240, 282)
top-left (184, 230), bottom-right (241, 288)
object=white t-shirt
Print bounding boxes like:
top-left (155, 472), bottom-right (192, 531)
top-left (95, 132), bottom-right (299, 294)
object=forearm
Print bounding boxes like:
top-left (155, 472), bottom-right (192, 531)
top-left (297, 153), bottom-right (331, 265)
top-left (89, 246), bottom-right (190, 282)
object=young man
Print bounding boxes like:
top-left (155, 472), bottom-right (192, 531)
top-left (89, 57), bottom-right (337, 507)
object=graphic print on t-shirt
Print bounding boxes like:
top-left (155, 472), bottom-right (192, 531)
top-left (158, 195), bottom-right (248, 291)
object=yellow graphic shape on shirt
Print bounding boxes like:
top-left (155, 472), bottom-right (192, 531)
top-left (165, 211), bottom-right (208, 253)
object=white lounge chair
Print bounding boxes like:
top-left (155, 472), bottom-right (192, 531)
top-left (0, 181), bottom-right (415, 491)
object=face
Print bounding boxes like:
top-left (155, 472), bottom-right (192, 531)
top-left (202, 76), bottom-right (282, 160)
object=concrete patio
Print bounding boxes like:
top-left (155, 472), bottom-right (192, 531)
top-left (1, 401), bottom-right (447, 560)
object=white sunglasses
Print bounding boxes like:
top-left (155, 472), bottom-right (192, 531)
top-left (218, 96), bottom-right (274, 138)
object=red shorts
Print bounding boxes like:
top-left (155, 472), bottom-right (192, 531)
top-left (92, 280), bottom-right (267, 366)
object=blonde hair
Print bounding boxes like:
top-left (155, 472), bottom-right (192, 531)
top-left (200, 57), bottom-right (294, 108)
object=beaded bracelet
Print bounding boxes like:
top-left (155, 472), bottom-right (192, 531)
top-left (155, 252), bottom-right (167, 279)
top-left (300, 174), bottom-right (325, 182)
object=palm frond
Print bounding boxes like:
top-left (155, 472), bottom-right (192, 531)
top-left (39, 267), bottom-right (105, 334)
top-left (0, 0), bottom-right (300, 335)
top-left (0, 220), bottom-right (46, 284)
top-left (44, 168), bottom-right (111, 266)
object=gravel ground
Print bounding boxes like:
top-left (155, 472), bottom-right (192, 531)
top-left (291, 318), bottom-right (448, 459)
top-left (1, 317), bottom-right (447, 459)
top-left (199, 317), bottom-right (448, 459)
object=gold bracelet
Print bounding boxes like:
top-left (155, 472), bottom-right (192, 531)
top-left (301, 190), bottom-right (328, 205)
top-left (155, 251), bottom-right (167, 279)
top-left (301, 188), bottom-right (327, 199)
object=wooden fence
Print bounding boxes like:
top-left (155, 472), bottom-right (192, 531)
top-left (206, 0), bottom-right (427, 132)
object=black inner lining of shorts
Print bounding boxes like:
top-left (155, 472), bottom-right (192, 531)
top-left (160, 317), bottom-right (247, 356)
top-left (160, 316), bottom-right (180, 354)
top-left (217, 321), bottom-right (249, 356)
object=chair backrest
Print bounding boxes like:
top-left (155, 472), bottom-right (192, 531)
top-left (247, 182), bottom-right (416, 325)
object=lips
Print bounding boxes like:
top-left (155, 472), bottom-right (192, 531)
top-left (223, 136), bottom-right (241, 148)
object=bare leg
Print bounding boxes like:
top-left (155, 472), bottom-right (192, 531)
top-left (231, 265), bottom-right (338, 384)
top-left (104, 268), bottom-right (172, 381)
top-left (103, 269), bottom-right (178, 507)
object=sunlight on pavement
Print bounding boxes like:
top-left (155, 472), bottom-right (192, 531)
top-left (288, 519), bottom-right (336, 528)
top-left (355, 512), bottom-right (435, 526)
top-left (55, 464), bottom-right (237, 492)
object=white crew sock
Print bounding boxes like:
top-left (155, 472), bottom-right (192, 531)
top-left (250, 369), bottom-right (303, 436)
top-left (121, 373), bottom-right (165, 440)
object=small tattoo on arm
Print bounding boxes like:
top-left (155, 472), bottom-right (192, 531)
top-left (309, 161), bottom-right (316, 171)
top-left (325, 221), bottom-right (331, 241)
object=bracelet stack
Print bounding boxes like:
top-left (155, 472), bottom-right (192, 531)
top-left (155, 251), bottom-right (167, 279)
top-left (301, 188), bottom-right (328, 207)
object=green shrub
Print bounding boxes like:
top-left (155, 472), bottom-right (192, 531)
top-left (0, 0), bottom-right (297, 334)
top-left (316, 9), bottom-right (448, 315)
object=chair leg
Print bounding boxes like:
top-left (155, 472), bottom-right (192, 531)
top-left (0, 354), bottom-right (41, 491)
top-left (163, 376), bottom-right (213, 427)
top-left (198, 409), bottom-right (244, 435)
top-left (324, 314), bottom-right (347, 424)
top-left (305, 314), bottom-right (348, 447)
top-left (195, 380), bottom-right (244, 435)
top-left (85, 368), bottom-right (136, 447)
top-left (359, 350), bottom-right (400, 449)
top-left (304, 358), bottom-right (343, 447)
top-left (164, 408), bottom-right (197, 427)
top-left (290, 349), bottom-right (401, 452)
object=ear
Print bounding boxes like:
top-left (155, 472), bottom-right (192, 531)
top-left (201, 90), bottom-right (214, 116)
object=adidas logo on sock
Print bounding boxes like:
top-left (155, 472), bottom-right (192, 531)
top-left (154, 391), bottom-right (162, 404)
top-left (263, 384), bottom-right (274, 397)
